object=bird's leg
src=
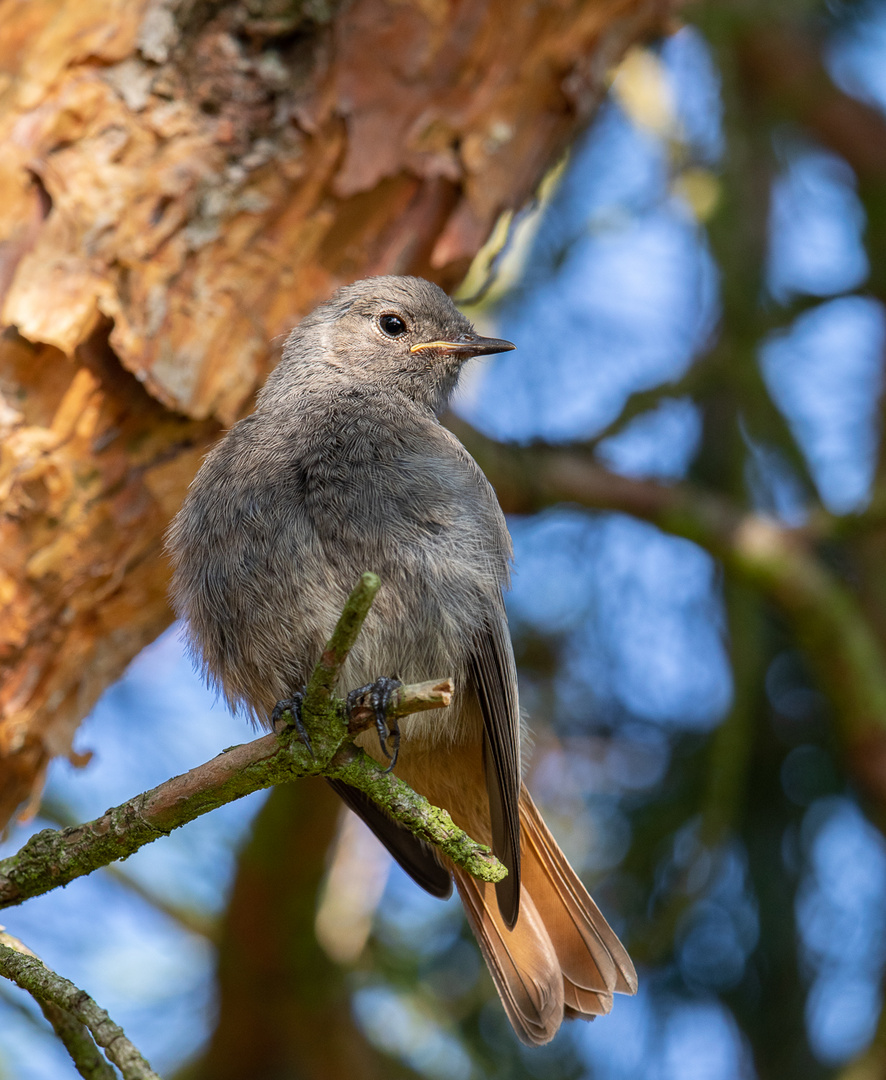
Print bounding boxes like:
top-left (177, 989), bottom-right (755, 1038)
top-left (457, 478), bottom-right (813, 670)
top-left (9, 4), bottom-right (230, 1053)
top-left (346, 676), bottom-right (403, 772)
top-left (271, 689), bottom-right (314, 756)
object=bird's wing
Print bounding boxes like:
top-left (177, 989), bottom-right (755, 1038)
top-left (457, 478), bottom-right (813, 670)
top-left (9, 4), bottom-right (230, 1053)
top-left (469, 600), bottom-right (522, 929)
top-left (326, 778), bottom-right (453, 898)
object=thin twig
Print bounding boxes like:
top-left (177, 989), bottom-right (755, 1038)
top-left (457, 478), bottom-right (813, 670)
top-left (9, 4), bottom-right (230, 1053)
top-left (302, 571), bottom-right (380, 725)
top-left (347, 678), bottom-right (454, 732)
top-left (0, 933), bottom-right (151, 1080)
top-left (0, 936), bottom-right (116, 1079)
top-left (331, 740), bottom-right (505, 881)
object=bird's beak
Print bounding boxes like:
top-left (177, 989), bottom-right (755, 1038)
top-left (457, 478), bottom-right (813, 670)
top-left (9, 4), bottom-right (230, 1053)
top-left (410, 331), bottom-right (516, 357)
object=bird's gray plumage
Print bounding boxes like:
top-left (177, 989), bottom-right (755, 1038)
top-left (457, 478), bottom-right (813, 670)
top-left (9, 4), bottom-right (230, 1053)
top-left (166, 275), bottom-right (636, 1044)
top-left (168, 275), bottom-right (521, 921)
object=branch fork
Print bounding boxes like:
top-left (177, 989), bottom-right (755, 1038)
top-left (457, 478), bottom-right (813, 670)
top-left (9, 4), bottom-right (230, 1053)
top-left (0, 573), bottom-right (505, 913)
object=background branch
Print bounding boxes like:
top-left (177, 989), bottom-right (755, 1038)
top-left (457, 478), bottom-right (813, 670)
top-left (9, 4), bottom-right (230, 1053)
top-left (450, 421), bottom-right (886, 791)
top-left (0, 933), bottom-right (148, 1080)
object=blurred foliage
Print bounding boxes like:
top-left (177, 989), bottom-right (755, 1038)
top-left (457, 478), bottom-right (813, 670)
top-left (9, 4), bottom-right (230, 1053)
top-left (322, 1), bottom-right (886, 1078)
top-left (6, 1), bottom-right (886, 1078)
top-left (189, 0), bottom-right (886, 1076)
top-left (173, 2), bottom-right (886, 1078)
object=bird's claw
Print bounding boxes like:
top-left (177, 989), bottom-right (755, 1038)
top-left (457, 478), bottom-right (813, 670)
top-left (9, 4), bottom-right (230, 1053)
top-left (271, 690), bottom-right (314, 756)
top-left (346, 676), bottom-right (403, 772)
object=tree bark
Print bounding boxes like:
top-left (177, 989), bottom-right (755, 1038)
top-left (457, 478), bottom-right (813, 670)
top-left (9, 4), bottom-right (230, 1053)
top-left (0, 0), bottom-right (670, 828)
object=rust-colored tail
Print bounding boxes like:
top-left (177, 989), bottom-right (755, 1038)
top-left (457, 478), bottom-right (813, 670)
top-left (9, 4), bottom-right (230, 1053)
top-left (453, 786), bottom-right (637, 1046)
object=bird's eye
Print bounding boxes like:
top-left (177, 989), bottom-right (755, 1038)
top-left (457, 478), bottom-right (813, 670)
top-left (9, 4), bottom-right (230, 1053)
top-left (379, 314), bottom-right (407, 337)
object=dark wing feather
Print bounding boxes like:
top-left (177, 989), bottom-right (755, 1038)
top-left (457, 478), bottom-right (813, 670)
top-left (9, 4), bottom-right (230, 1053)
top-left (326, 778), bottom-right (453, 899)
top-left (469, 603), bottom-right (522, 929)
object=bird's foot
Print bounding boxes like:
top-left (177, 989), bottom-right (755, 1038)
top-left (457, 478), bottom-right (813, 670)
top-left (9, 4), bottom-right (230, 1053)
top-left (346, 676), bottom-right (403, 772)
top-left (271, 690), bottom-right (314, 756)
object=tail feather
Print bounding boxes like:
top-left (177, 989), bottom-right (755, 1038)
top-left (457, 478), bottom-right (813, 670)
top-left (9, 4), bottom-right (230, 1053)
top-left (452, 784), bottom-right (636, 1045)
top-left (453, 866), bottom-right (563, 1045)
top-left (519, 788), bottom-right (638, 997)
top-left (563, 982), bottom-right (613, 1018)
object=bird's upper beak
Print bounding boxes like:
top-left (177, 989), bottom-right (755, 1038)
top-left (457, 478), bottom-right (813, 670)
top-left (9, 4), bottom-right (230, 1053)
top-left (410, 331), bottom-right (516, 357)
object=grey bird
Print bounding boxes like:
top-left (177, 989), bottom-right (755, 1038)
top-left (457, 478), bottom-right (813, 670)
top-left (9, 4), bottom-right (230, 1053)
top-left (166, 275), bottom-right (637, 1045)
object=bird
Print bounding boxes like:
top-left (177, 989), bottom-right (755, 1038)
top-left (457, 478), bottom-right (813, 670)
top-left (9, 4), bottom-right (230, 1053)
top-left (166, 274), bottom-right (637, 1044)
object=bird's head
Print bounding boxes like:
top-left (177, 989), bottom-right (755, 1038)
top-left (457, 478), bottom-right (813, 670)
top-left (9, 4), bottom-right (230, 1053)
top-left (267, 275), bottom-right (515, 414)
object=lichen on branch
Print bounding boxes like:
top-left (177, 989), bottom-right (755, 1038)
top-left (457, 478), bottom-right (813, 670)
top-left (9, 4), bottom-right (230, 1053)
top-left (0, 932), bottom-right (157, 1080)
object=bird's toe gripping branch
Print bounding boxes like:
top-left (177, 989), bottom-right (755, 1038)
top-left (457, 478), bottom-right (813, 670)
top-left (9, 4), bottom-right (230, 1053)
top-left (346, 676), bottom-right (403, 771)
top-left (271, 690), bottom-right (313, 756)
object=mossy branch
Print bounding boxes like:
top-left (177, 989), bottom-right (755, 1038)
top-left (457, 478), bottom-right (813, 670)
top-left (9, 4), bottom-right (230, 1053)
top-left (0, 932), bottom-right (155, 1080)
top-left (301, 571), bottom-right (381, 751)
top-left (0, 574), bottom-right (505, 911)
